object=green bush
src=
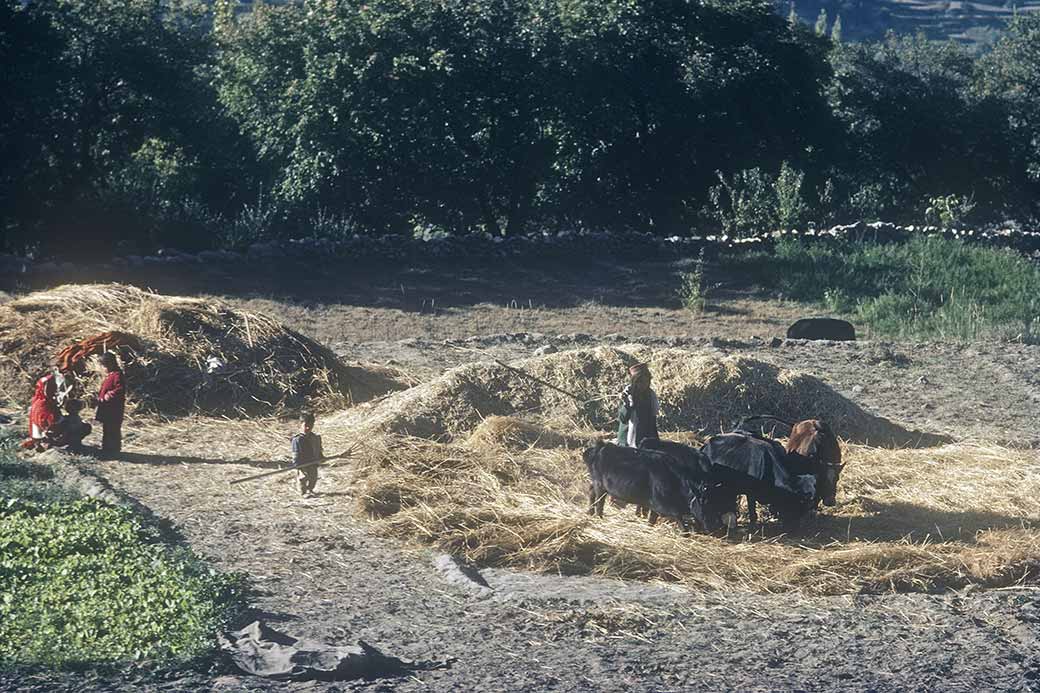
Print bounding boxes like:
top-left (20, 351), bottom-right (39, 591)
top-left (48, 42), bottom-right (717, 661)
top-left (924, 193), bottom-right (976, 228)
top-left (678, 249), bottom-right (708, 314)
top-left (706, 162), bottom-right (811, 236)
top-left (725, 236), bottom-right (1040, 341)
top-left (0, 490), bottom-right (244, 667)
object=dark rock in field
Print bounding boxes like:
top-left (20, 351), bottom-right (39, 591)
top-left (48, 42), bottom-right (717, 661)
top-left (220, 621), bottom-right (433, 681)
top-left (786, 318), bottom-right (856, 341)
top-left (770, 337), bottom-right (783, 348)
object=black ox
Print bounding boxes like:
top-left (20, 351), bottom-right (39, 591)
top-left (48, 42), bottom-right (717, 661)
top-left (582, 441), bottom-right (704, 532)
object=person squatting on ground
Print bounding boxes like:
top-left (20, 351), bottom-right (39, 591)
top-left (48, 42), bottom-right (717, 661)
top-left (93, 352), bottom-right (126, 457)
top-left (48, 399), bottom-right (92, 451)
top-left (617, 363), bottom-right (660, 448)
top-left (292, 412), bottom-right (323, 497)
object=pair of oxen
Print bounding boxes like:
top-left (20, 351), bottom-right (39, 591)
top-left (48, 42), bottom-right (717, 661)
top-left (582, 418), bottom-right (844, 533)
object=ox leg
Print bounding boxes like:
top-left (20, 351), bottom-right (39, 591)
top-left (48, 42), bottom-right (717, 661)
top-left (747, 496), bottom-right (758, 526)
top-left (647, 510), bottom-right (659, 526)
top-left (588, 483), bottom-right (601, 517)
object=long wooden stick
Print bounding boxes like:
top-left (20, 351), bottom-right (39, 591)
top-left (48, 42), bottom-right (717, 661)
top-left (228, 443), bottom-right (359, 486)
top-left (448, 344), bottom-right (583, 401)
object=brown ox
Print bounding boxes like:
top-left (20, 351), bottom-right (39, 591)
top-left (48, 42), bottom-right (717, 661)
top-left (736, 416), bottom-right (845, 523)
top-left (785, 419), bottom-right (843, 507)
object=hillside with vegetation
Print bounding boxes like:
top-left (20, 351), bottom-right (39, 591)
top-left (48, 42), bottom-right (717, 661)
top-left (789, 0), bottom-right (1040, 45)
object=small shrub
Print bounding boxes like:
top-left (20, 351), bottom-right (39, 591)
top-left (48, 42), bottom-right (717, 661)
top-left (707, 167), bottom-right (774, 236)
top-left (706, 162), bottom-right (810, 237)
top-left (775, 162), bottom-right (810, 229)
top-left (678, 249), bottom-right (708, 314)
top-left (311, 208), bottom-right (360, 241)
top-left (925, 193), bottom-right (976, 228)
top-left (823, 287), bottom-right (853, 313)
top-left (220, 191), bottom-right (282, 249)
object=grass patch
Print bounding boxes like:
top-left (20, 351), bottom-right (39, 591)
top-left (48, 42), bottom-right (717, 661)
top-left (718, 236), bottom-right (1040, 341)
top-left (0, 433), bottom-right (79, 504)
top-left (0, 442), bottom-right (244, 668)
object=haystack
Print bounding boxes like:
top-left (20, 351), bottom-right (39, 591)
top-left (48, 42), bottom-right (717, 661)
top-left (347, 435), bottom-right (1040, 594)
top-left (467, 416), bottom-right (587, 451)
top-left (322, 346), bottom-right (939, 446)
top-left (0, 284), bottom-right (409, 417)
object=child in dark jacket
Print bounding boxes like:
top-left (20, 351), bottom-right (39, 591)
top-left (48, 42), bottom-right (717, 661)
top-left (50, 399), bottom-right (92, 451)
top-left (94, 352), bottom-right (126, 458)
top-left (291, 412), bottom-right (323, 497)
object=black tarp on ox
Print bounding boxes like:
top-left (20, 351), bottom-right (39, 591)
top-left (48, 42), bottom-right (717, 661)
top-left (700, 433), bottom-right (815, 498)
top-left (220, 620), bottom-right (433, 681)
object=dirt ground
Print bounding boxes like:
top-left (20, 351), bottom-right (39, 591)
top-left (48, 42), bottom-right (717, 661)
top-left (3, 257), bottom-right (1040, 691)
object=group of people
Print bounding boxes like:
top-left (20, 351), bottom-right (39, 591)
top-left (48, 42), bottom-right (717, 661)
top-left (18, 351), bottom-right (649, 496)
top-left (22, 352), bottom-right (126, 458)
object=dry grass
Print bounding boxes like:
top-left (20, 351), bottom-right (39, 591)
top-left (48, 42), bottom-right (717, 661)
top-left (321, 346), bottom-right (944, 446)
top-left (341, 426), bottom-right (1040, 595)
top-left (0, 284), bottom-right (410, 417)
top-left (467, 416), bottom-right (587, 451)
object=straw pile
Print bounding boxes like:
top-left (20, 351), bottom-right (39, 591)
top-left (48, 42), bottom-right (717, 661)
top-left (0, 284), bottom-right (409, 417)
top-left (467, 416), bottom-right (587, 450)
top-left (324, 346), bottom-right (1032, 593)
top-left (323, 346), bottom-right (940, 446)
top-left (347, 435), bottom-right (1040, 594)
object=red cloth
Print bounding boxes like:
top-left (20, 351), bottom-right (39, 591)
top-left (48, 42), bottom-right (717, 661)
top-left (56, 332), bottom-right (139, 374)
top-left (95, 370), bottom-right (126, 424)
top-left (24, 374), bottom-right (61, 446)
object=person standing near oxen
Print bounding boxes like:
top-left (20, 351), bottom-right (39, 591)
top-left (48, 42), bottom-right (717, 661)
top-left (617, 363), bottom-right (660, 447)
top-left (94, 352), bottom-right (126, 458)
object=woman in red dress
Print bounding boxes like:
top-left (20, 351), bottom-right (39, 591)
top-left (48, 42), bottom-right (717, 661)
top-left (22, 373), bottom-right (61, 451)
top-left (94, 352), bottom-right (126, 457)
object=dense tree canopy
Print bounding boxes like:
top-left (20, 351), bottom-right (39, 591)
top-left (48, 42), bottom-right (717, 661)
top-left (2, 0), bottom-right (1039, 253)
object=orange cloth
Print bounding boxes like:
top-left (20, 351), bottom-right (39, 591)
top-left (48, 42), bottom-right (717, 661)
top-left (56, 332), bottom-right (139, 374)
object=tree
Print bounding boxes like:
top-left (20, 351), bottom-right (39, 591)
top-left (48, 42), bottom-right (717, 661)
top-left (787, 2), bottom-right (798, 27)
top-left (1, 0), bottom-right (234, 253)
top-left (815, 8), bottom-right (828, 36)
top-left (827, 35), bottom-right (1018, 221)
top-left (831, 14), bottom-right (843, 42)
top-left (0, 1), bottom-right (61, 249)
top-left (546, 0), bottom-right (835, 233)
top-left (215, 0), bottom-right (558, 236)
top-left (976, 14), bottom-right (1040, 189)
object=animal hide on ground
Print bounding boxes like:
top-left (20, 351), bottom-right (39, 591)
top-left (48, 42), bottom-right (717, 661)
top-left (220, 620), bottom-right (430, 681)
